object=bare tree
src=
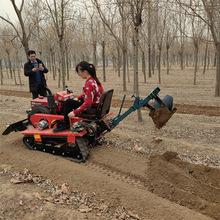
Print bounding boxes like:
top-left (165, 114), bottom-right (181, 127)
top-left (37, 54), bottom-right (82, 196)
top-left (165, 9), bottom-right (176, 75)
top-left (201, 0), bottom-right (220, 96)
top-left (93, 0), bottom-right (131, 91)
top-left (147, 0), bottom-right (153, 78)
top-left (203, 27), bottom-right (209, 75)
top-left (154, 2), bottom-right (167, 84)
top-left (0, 58), bottom-right (3, 85)
top-left (81, 2), bottom-right (99, 67)
top-left (11, 38), bottom-right (23, 86)
top-left (178, 5), bottom-right (187, 70)
top-left (43, 0), bottom-right (72, 90)
top-left (5, 48), bottom-right (13, 79)
top-left (98, 21), bottom-right (109, 82)
top-left (176, 0), bottom-right (220, 96)
top-left (0, 0), bottom-right (40, 55)
top-left (191, 14), bottom-right (204, 85)
top-left (129, 0), bottom-right (146, 122)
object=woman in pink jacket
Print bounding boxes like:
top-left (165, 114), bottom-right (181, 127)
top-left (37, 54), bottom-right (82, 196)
top-left (53, 61), bottom-right (104, 133)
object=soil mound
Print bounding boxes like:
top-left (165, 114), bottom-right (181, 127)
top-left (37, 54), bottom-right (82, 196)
top-left (147, 152), bottom-right (220, 219)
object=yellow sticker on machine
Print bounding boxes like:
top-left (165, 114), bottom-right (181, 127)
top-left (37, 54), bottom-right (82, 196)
top-left (34, 134), bottom-right (41, 142)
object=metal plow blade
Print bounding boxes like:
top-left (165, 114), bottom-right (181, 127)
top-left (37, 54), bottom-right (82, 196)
top-left (149, 95), bottom-right (177, 129)
top-left (2, 119), bottom-right (29, 135)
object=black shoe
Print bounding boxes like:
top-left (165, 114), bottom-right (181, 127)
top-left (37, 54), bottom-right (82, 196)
top-left (52, 120), bottom-right (70, 133)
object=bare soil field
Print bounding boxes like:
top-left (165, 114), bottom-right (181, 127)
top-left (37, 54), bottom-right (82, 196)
top-left (0, 65), bottom-right (220, 220)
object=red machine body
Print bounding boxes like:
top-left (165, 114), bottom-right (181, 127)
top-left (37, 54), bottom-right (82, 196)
top-left (22, 114), bottom-right (86, 144)
top-left (31, 90), bottom-right (74, 113)
top-left (55, 91), bottom-right (74, 102)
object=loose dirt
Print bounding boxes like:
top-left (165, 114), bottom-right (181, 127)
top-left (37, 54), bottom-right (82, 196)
top-left (0, 66), bottom-right (220, 220)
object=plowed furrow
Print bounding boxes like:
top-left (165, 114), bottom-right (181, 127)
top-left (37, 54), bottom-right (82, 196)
top-left (84, 161), bottom-right (145, 188)
top-left (1, 89), bottom-right (220, 116)
top-left (83, 145), bottom-right (149, 188)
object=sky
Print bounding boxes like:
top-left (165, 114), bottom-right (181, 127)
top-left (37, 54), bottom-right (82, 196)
top-left (0, 0), bottom-right (23, 21)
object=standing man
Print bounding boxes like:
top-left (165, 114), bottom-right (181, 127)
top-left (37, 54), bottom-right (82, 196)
top-left (24, 50), bottom-right (49, 99)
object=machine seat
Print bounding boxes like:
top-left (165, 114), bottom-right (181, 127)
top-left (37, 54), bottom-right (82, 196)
top-left (79, 89), bottom-right (114, 120)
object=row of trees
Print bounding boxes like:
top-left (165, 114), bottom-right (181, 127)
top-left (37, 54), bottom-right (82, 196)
top-left (0, 0), bottom-right (219, 97)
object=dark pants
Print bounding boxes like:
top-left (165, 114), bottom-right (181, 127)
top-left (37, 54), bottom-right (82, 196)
top-left (32, 84), bottom-right (47, 99)
top-left (64, 99), bottom-right (97, 125)
top-left (64, 99), bottom-right (83, 124)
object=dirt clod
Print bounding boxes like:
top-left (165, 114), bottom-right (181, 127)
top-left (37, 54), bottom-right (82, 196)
top-left (162, 151), bottom-right (178, 161)
top-left (149, 106), bottom-right (176, 129)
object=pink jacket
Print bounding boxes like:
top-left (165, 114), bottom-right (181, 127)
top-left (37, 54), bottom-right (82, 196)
top-left (74, 77), bottom-right (104, 115)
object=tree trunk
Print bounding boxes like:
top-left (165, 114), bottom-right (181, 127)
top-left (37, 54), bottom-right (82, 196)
top-left (23, 40), bottom-right (29, 57)
top-left (133, 36), bottom-right (136, 93)
top-left (112, 55), bottom-right (116, 70)
top-left (148, 44), bottom-right (151, 77)
top-left (51, 51), bottom-right (56, 80)
top-left (122, 47), bottom-right (127, 91)
top-left (194, 44), bottom-right (198, 85)
top-left (0, 59), bottom-right (3, 85)
top-left (163, 52), bottom-right (166, 68)
top-left (166, 45), bottom-right (170, 74)
top-left (126, 53), bottom-right (130, 83)
top-left (3, 58), bottom-right (9, 79)
top-left (158, 48), bottom-right (162, 84)
top-left (16, 54), bottom-right (22, 86)
top-left (180, 51), bottom-right (184, 70)
top-left (6, 50), bottom-right (13, 79)
top-left (59, 40), bottom-right (66, 90)
top-left (58, 65), bottom-right (61, 88)
top-left (69, 57), bottom-right (72, 69)
top-left (13, 68), bottom-right (17, 85)
top-left (66, 51), bottom-right (69, 81)
top-left (207, 50), bottom-right (210, 70)
top-left (148, 0), bottom-right (152, 78)
top-left (117, 45), bottom-right (121, 77)
top-left (152, 44), bottom-right (155, 74)
top-left (102, 41), bottom-right (106, 82)
top-left (215, 43), bottom-right (220, 96)
top-left (142, 51), bottom-right (146, 83)
top-left (48, 49), bottom-right (52, 72)
top-left (203, 41), bottom-right (208, 75)
top-left (214, 52), bottom-right (216, 67)
top-left (122, 17), bottom-right (127, 92)
top-left (93, 42), bottom-right (97, 67)
top-left (185, 53), bottom-right (188, 67)
top-left (50, 49), bottom-right (53, 77)
top-left (134, 27), bottom-right (142, 122)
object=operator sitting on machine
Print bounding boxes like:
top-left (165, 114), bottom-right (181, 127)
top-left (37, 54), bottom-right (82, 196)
top-left (53, 61), bottom-right (104, 133)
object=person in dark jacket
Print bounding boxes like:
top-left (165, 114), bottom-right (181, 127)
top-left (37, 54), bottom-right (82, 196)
top-left (24, 50), bottom-right (49, 99)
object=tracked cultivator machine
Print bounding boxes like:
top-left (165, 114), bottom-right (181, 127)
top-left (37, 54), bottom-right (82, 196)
top-left (2, 87), bottom-right (176, 162)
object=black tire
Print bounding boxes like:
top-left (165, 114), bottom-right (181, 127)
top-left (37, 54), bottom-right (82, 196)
top-left (28, 106), bottom-right (51, 118)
